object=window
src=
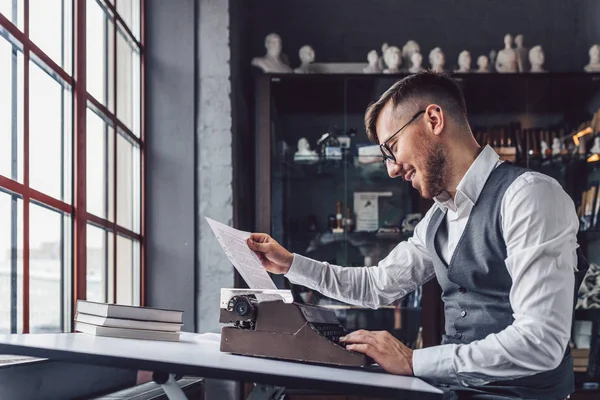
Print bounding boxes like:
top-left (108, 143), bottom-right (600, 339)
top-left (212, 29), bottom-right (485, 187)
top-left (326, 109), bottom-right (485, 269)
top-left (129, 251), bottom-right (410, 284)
top-left (0, 0), bottom-right (145, 336)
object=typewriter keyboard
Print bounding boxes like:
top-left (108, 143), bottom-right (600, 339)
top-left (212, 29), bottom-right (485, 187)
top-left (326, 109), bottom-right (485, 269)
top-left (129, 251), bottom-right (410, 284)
top-left (310, 323), bottom-right (348, 347)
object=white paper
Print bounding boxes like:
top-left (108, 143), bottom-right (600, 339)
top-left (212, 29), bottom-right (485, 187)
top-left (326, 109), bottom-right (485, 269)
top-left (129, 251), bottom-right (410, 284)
top-left (353, 192), bottom-right (393, 232)
top-left (205, 217), bottom-right (279, 302)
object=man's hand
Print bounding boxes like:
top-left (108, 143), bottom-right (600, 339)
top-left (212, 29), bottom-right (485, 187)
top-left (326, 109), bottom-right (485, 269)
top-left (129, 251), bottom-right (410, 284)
top-left (341, 330), bottom-right (414, 375)
top-left (247, 233), bottom-right (294, 274)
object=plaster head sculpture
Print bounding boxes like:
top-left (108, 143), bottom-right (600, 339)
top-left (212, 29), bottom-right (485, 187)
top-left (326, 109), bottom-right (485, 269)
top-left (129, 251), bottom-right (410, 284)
top-left (514, 34), bottom-right (530, 72)
top-left (552, 137), bottom-right (562, 155)
top-left (402, 40), bottom-right (420, 68)
top-left (585, 44), bottom-right (600, 72)
top-left (408, 52), bottom-right (424, 73)
top-left (363, 50), bottom-right (382, 73)
top-left (378, 42), bottom-right (390, 70)
top-left (383, 46), bottom-right (402, 73)
top-left (429, 47), bottom-right (445, 72)
top-left (294, 45), bottom-right (315, 73)
top-left (455, 50), bottom-right (471, 73)
top-left (251, 32), bottom-right (293, 73)
top-left (495, 34), bottom-right (518, 73)
top-left (529, 45), bottom-right (546, 72)
top-left (294, 137), bottom-right (318, 163)
top-left (476, 55), bottom-right (490, 73)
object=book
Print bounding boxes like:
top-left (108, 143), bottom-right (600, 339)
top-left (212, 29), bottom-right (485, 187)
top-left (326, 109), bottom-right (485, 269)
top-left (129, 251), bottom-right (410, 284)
top-left (75, 312), bottom-right (183, 332)
top-left (76, 300), bottom-right (183, 324)
top-left (75, 322), bottom-right (180, 342)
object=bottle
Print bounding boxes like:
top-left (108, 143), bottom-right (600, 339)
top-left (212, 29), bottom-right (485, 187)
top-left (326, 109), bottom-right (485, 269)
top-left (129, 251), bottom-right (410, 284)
top-left (333, 201), bottom-right (344, 233)
top-left (344, 207), bottom-right (354, 233)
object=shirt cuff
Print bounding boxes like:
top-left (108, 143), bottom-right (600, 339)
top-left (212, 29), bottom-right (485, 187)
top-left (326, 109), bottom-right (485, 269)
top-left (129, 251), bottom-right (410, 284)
top-left (284, 253), bottom-right (326, 288)
top-left (413, 344), bottom-right (457, 385)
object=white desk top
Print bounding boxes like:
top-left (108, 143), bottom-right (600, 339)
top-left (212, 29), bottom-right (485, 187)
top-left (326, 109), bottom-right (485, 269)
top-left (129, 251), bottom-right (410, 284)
top-left (0, 332), bottom-right (442, 399)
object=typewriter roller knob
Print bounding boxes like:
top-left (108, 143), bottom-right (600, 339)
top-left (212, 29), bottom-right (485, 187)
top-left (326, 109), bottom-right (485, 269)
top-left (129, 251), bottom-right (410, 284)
top-left (228, 295), bottom-right (256, 317)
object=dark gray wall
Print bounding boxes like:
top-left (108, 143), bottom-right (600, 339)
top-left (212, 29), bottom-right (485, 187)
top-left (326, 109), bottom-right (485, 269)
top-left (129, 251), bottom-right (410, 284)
top-left (241, 0), bottom-right (598, 72)
top-left (146, 0), bottom-right (197, 332)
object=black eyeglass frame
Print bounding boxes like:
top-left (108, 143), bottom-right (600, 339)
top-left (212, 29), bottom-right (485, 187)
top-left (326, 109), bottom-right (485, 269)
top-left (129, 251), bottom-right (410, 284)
top-left (380, 110), bottom-right (426, 164)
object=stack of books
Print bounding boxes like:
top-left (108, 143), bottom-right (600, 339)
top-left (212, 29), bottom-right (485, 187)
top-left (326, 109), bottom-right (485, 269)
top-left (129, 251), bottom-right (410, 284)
top-left (74, 300), bottom-right (183, 342)
top-left (573, 348), bottom-right (590, 373)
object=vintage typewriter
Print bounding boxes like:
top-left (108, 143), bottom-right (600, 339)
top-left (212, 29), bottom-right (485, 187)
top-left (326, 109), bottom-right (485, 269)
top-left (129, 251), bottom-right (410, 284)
top-left (219, 288), bottom-right (370, 367)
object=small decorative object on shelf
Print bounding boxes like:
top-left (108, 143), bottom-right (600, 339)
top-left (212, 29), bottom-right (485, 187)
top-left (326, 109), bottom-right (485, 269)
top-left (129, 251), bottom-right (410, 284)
top-left (584, 44), bottom-right (600, 73)
top-left (408, 52), bottom-right (424, 73)
top-left (455, 50), bottom-right (471, 73)
top-left (402, 40), bottom-right (421, 69)
top-left (476, 55), bottom-right (490, 73)
top-left (429, 47), bottom-right (445, 72)
top-left (488, 49), bottom-right (498, 72)
top-left (251, 33), bottom-right (293, 73)
top-left (317, 132), bottom-right (342, 160)
top-left (345, 207), bottom-right (354, 233)
top-left (333, 201), bottom-right (344, 233)
top-left (383, 46), bottom-right (402, 74)
top-left (294, 45), bottom-right (315, 74)
top-left (515, 34), bottom-right (530, 72)
top-left (552, 137), bottom-right (563, 156)
top-left (363, 50), bottom-right (381, 74)
top-left (495, 34), bottom-right (518, 73)
top-left (591, 137), bottom-right (600, 155)
top-left (377, 42), bottom-right (389, 71)
top-left (294, 137), bottom-right (319, 163)
top-left (529, 45), bottom-right (546, 73)
top-left (401, 213), bottom-right (423, 234)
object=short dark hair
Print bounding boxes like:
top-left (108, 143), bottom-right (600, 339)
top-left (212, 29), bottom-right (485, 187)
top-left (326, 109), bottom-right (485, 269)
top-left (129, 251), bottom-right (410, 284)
top-left (364, 70), bottom-right (468, 143)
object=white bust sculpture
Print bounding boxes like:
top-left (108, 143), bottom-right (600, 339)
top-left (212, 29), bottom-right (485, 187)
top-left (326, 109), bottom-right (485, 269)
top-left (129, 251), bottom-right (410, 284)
top-left (294, 137), bottom-right (318, 162)
top-left (409, 52), bottom-right (424, 73)
top-left (495, 34), bottom-right (518, 73)
top-left (378, 42), bottom-right (389, 71)
top-left (429, 47), bottom-right (445, 72)
top-left (455, 50), bottom-right (471, 73)
top-left (552, 138), bottom-right (562, 155)
top-left (251, 33), bottom-right (293, 73)
top-left (363, 50), bottom-right (381, 73)
top-left (529, 45), bottom-right (546, 73)
top-left (476, 55), bottom-right (490, 73)
top-left (540, 141), bottom-right (549, 158)
top-left (383, 46), bottom-right (402, 74)
top-left (294, 45), bottom-right (315, 73)
top-left (402, 40), bottom-right (420, 69)
top-left (515, 34), bottom-right (530, 72)
top-left (585, 44), bottom-right (600, 72)
top-left (591, 137), bottom-right (600, 154)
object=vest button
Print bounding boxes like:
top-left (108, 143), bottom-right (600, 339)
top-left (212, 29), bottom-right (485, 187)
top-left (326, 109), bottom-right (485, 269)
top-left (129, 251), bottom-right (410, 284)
top-left (459, 287), bottom-right (466, 294)
top-left (454, 332), bottom-right (462, 339)
top-left (460, 310), bottom-right (467, 317)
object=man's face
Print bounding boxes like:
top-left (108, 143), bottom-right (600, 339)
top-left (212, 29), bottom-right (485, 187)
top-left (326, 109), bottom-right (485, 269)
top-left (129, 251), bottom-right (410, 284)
top-left (377, 102), bottom-right (447, 199)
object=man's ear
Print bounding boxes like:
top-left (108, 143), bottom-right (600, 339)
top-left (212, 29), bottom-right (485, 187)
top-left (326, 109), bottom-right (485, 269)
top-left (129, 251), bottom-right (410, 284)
top-left (426, 104), bottom-right (444, 136)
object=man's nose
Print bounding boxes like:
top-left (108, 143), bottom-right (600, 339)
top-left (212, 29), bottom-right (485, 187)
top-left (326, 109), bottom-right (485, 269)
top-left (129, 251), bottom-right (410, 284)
top-left (386, 160), bottom-right (402, 179)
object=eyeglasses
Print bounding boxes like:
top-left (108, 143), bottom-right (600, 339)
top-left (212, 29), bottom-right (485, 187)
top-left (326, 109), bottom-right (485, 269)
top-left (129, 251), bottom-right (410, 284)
top-left (380, 110), bottom-right (425, 164)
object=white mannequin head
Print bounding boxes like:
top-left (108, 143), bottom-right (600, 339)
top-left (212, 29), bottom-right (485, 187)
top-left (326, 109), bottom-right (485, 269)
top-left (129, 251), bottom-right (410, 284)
top-left (298, 45), bottom-right (315, 65)
top-left (367, 50), bottom-right (378, 66)
top-left (402, 40), bottom-right (420, 58)
top-left (477, 55), bottom-right (489, 70)
top-left (590, 44), bottom-right (600, 64)
top-left (265, 33), bottom-right (282, 58)
top-left (381, 42), bottom-right (389, 54)
top-left (411, 52), bottom-right (423, 68)
top-left (384, 46), bottom-right (402, 70)
top-left (504, 34), bottom-right (513, 48)
top-left (458, 50), bottom-right (471, 71)
top-left (429, 47), bottom-right (445, 70)
top-left (529, 45), bottom-right (545, 70)
top-left (297, 138), bottom-right (310, 153)
top-left (515, 34), bottom-right (524, 48)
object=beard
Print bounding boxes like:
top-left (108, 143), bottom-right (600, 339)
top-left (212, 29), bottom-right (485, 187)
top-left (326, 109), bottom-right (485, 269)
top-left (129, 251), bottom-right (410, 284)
top-left (418, 142), bottom-right (447, 199)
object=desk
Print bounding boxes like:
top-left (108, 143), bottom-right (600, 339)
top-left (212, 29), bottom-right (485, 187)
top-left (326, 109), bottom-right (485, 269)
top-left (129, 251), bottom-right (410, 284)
top-left (0, 332), bottom-right (442, 400)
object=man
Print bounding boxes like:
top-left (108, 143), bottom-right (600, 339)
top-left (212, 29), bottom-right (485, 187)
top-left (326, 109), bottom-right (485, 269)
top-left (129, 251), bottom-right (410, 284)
top-left (247, 71), bottom-right (584, 399)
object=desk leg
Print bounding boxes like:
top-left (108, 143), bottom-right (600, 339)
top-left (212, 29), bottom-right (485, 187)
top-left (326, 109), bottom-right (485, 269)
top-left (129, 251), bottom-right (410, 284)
top-left (247, 384), bottom-right (286, 400)
top-left (153, 372), bottom-right (188, 400)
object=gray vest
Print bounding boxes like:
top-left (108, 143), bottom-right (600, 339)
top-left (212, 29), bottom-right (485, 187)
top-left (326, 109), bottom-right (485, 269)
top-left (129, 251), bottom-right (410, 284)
top-left (426, 162), bottom-right (574, 399)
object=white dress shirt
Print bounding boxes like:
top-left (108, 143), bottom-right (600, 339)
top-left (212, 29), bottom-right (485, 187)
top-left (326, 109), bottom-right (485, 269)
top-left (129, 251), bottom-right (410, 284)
top-left (285, 145), bottom-right (579, 387)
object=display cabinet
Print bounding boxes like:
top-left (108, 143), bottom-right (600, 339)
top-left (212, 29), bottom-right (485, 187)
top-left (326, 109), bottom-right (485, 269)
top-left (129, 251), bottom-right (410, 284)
top-left (254, 73), bottom-right (600, 362)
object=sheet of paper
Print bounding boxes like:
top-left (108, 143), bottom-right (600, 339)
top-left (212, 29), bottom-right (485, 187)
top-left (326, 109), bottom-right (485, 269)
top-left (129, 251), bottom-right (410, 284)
top-left (206, 217), bottom-right (279, 302)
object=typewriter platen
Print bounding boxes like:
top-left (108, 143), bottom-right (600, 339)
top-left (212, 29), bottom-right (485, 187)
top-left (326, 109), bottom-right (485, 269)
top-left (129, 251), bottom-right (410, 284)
top-left (219, 289), bottom-right (370, 367)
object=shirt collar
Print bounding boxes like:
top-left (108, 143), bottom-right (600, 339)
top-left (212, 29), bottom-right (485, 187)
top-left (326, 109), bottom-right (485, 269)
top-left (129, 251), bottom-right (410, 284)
top-left (433, 145), bottom-right (500, 211)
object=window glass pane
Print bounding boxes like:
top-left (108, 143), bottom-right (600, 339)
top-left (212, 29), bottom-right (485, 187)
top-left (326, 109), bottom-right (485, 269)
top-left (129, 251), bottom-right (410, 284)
top-left (116, 0), bottom-right (140, 40)
top-left (87, 0), bottom-right (114, 110)
top-left (117, 132), bottom-right (140, 233)
top-left (87, 108), bottom-right (114, 221)
top-left (29, 0), bottom-right (73, 74)
top-left (116, 235), bottom-right (132, 305)
top-left (0, 0), bottom-right (25, 30)
top-left (29, 60), bottom-right (72, 203)
top-left (86, 224), bottom-right (113, 303)
top-left (116, 25), bottom-right (140, 136)
top-left (0, 36), bottom-right (23, 183)
top-left (0, 192), bottom-right (23, 334)
top-left (29, 202), bottom-right (70, 333)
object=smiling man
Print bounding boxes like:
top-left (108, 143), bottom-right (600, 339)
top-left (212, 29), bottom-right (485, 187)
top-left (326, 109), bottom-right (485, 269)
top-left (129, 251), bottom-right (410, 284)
top-left (247, 71), bottom-right (586, 400)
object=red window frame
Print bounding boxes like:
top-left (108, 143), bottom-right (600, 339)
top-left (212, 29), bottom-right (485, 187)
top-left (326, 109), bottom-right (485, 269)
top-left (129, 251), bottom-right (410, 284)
top-left (0, 0), bottom-right (146, 333)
